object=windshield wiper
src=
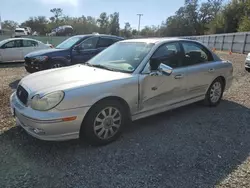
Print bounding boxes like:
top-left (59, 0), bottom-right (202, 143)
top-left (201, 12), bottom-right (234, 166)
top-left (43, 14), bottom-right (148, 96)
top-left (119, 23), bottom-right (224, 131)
top-left (84, 62), bottom-right (93, 67)
top-left (91, 64), bottom-right (116, 71)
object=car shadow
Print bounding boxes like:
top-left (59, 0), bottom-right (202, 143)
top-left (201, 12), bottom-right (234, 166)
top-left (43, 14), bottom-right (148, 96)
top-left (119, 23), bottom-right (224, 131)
top-left (1, 99), bottom-right (250, 187)
top-left (0, 62), bottom-right (24, 68)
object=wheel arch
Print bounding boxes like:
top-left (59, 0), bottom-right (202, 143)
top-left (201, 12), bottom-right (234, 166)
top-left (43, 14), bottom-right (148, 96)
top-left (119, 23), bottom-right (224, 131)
top-left (79, 96), bottom-right (131, 138)
top-left (206, 75), bottom-right (226, 94)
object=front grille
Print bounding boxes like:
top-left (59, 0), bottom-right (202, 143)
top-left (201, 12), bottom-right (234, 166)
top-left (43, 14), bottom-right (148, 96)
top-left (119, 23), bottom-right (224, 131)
top-left (24, 57), bottom-right (32, 65)
top-left (16, 85), bottom-right (29, 105)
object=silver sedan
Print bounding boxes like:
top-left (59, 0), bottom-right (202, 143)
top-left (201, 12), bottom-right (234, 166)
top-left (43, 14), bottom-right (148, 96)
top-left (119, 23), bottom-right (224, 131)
top-left (10, 38), bottom-right (233, 146)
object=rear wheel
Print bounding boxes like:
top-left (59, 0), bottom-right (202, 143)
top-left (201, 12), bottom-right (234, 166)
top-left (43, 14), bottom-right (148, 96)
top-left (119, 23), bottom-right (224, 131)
top-left (204, 77), bottom-right (224, 107)
top-left (80, 99), bottom-right (126, 146)
top-left (245, 67), bottom-right (250, 72)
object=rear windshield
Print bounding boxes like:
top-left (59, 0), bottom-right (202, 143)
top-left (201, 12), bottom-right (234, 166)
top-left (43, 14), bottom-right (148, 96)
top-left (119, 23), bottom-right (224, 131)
top-left (15, 30), bottom-right (25, 33)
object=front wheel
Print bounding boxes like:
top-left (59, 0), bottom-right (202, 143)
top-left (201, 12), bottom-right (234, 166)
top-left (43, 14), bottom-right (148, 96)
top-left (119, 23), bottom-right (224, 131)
top-left (80, 100), bottom-right (126, 146)
top-left (24, 66), bottom-right (36, 73)
top-left (204, 77), bottom-right (224, 107)
top-left (245, 67), bottom-right (250, 72)
top-left (49, 61), bottom-right (65, 69)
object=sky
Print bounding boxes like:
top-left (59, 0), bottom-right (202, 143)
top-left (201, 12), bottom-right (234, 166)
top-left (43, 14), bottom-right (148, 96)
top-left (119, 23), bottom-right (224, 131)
top-left (0, 0), bottom-right (186, 29)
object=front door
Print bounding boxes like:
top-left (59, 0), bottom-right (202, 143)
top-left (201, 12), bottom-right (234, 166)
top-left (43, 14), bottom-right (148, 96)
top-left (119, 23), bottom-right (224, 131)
top-left (71, 37), bottom-right (99, 64)
top-left (138, 42), bottom-right (189, 113)
top-left (1, 40), bottom-right (23, 62)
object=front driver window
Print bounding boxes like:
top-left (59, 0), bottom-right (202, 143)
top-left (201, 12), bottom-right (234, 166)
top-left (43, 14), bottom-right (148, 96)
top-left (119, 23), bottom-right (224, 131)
top-left (151, 42), bottom-right (183, 68)
top-left (4, 41), bottom-right (15, 48)
top-left (80, 37), bottom-right (98, 50)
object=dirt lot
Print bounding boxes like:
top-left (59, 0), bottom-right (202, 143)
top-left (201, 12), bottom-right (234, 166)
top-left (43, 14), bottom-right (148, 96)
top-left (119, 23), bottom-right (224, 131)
top-left (0, 52), bottom-right (250, 188)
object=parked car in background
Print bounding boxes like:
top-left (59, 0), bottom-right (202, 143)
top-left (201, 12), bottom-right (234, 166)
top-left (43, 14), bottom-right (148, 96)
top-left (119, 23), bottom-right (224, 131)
top-left (24, 34), bottom-right (124, 73)
top-left (0, 38), bottom-right (51, 63)
top-left (14, 28), bottom-right (28, 37)
top-left (10, 38), bottom-right (233, 146)
top-left (245, 53), bottom-right (250, 72)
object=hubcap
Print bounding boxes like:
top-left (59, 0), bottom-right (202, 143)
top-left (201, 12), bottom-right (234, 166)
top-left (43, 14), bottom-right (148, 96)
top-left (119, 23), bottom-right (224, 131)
top-left (210, 81), bottom-right (222, 103)
top-left (93, 107), bottom-right (122, 140)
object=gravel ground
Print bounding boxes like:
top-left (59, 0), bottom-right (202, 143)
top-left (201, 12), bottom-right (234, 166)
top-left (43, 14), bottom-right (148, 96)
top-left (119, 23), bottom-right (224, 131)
top-left (0, 52), bottom-right (250, 188)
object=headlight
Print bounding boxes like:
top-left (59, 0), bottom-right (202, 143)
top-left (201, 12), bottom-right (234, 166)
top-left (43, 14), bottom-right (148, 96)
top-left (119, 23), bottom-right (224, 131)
top-left (35, 56), bottom-right (48, 61)
top-left (30, 91), bottom-right (64, 111)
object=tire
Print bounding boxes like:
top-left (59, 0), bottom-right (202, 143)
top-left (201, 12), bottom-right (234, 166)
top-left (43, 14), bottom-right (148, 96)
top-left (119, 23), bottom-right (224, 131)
top-left (80, 99), bottom-right (127, 146)
top-left (24, 66), bottom-right (36, 73)
top-left (245, 67), bottom-right (250, 72)
top-left (204, 77), bottom-right (225, 107)
top-left (49, 61), bottom-right (65, 69)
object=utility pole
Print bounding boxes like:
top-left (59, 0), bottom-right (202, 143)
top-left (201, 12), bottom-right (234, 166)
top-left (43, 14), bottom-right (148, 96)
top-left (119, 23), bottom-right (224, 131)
top-left (137, 14), bottom-right (143, 35)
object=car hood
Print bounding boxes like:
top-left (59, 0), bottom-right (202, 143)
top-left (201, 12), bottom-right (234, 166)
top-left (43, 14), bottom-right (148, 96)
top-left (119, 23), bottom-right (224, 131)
top-left (19, 64), bottom-right (132, 95)
top-left (25, 48), bottom-right (66, 57)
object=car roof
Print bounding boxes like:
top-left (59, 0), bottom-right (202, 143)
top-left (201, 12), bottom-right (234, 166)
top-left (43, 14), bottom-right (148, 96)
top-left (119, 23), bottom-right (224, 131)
top-left (119, 37), bottom-right (198, 44)
top-left (1, 38), bottom-right (40, 42)
top-left (74, 34), bottom-right (124, 40)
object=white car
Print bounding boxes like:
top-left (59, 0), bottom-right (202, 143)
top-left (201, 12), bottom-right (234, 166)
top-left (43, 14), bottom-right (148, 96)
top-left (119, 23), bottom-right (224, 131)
top-left (14, 28), bottom-right (28, 37)
top-left (245, 53), bottom-right (250, 72)
top-left (0, 38), bottom-right (52, 63)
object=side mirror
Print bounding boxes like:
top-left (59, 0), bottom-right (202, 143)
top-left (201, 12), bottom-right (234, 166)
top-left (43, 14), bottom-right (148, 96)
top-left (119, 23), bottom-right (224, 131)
top-left (149, 57), bottom-right (173, 76)
top-left (74, 45), bottom-right (82, 52)
top-left (149, 57), bottom-right (161, 71)
top-left (159, 63), bottom-right (173, 76)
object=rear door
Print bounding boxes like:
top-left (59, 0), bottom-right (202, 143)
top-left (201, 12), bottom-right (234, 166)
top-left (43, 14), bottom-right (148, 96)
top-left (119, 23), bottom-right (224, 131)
top-left (71, 36), bottom-right (99, 64)
top-left (22, 39), bottom-right (38, 57)
top-left (1, 40), bottom-right (23, 62)
top-left (180, 41), bottom-right (218, 98)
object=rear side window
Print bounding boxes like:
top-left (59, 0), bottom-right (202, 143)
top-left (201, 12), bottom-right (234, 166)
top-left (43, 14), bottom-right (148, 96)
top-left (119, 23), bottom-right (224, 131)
top-left (80, 37), bottom-right (98, 50)
top-left (97, 37), bottom-right (116, 48)
top-left (23, 40), bottom-right (38, 47)
top-left (181, 42), bottom-right (213, 66)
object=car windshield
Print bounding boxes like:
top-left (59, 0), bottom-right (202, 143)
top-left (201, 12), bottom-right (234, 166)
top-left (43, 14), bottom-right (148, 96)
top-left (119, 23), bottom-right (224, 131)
top-left (56, 36), bottom-right (82, 49)
top-left (86, 42), bottom-right (154, 73)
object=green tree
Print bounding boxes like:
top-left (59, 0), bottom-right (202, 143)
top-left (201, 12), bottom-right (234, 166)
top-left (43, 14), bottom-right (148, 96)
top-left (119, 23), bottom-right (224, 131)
top-left (50, 8), bottom-right (63, 26)
top-left (1, 20), bottom-right (19, 31)
top-left (109, 12), bottom-right (120, 35)
top-left (97, 12), bottom-right (109, 34)
top-left (20, 16), bottom-right (49, 35)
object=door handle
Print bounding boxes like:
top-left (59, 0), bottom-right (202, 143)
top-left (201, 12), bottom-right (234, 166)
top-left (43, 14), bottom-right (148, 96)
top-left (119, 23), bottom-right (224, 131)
top-left (174, 74), bottom-right (184, 79)
top-left (208, 68), bottom-right (215, 73)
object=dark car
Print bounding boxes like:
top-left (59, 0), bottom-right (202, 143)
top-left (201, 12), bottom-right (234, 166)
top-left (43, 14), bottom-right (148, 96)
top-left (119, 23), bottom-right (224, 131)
top-left (24, 34), bottom-right (124, 73)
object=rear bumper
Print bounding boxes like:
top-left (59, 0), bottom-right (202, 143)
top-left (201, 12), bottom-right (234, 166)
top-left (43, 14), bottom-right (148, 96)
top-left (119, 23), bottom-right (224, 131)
top-left (10, 92), bottom-right (90, 141)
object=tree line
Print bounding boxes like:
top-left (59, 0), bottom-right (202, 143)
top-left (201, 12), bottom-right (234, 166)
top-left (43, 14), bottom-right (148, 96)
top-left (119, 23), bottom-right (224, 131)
top-left (1, 0), bottom-right (250, 38)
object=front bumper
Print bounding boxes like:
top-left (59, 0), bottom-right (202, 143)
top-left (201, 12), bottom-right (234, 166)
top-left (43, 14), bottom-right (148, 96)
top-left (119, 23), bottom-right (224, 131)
top-left (24, 57), bottom-right (47, 71)
top-left (10, 92), bottom-right (90, 141)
